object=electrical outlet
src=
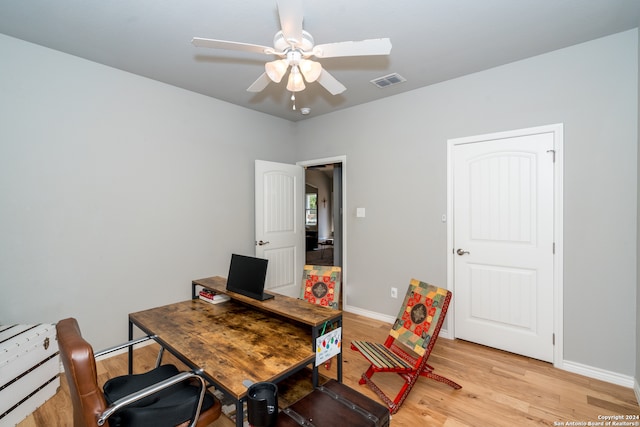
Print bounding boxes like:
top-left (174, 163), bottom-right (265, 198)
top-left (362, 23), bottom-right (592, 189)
top-left (391, 287), bottom-right (398, 299)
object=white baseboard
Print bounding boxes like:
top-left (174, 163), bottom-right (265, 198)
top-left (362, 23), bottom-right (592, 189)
top-left (635, 379), bottom-right (640, 406)
top-left (343, 304), bottom-right (396, 325)
top-left (554, 360), bottom-right (635, 389)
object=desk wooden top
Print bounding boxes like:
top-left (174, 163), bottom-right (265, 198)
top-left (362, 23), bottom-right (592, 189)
top-left (193, 276), bottom-right (342, 327)
top-left (129, 299), bottom-right (315, 400)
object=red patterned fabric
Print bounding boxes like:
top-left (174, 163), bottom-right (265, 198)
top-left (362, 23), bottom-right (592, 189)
top-left (301, 265), bottom-right (341, 309)
top-left (390, 280), bottom-right (448, 356)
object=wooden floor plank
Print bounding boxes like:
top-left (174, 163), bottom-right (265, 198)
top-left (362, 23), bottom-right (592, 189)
top-left (17, 311), bottom-right (639, 426)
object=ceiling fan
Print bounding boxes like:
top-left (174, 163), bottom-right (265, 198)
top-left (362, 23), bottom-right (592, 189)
top-left (191, 0), bottom-right (392, 96)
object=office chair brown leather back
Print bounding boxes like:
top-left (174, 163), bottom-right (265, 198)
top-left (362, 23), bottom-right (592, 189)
top-left (57, 318), bottom-right (221, 427)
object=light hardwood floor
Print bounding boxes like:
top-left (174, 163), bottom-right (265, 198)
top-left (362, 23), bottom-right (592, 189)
top-left (18, 311), bottom-right (640, 426)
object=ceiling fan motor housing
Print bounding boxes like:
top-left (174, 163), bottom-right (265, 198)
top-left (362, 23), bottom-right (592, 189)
top-left (273, 30), bottom-right (314, 53)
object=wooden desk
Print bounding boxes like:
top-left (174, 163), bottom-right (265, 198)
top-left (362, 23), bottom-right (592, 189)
top-left (129, 299), bottom-right (315, 427)
top-left (191, 276), bottom-right (343, 387)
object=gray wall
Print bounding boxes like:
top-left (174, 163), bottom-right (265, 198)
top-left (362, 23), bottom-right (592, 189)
top-left (0, 35), bottom-right (295, 349)
top-left (296, 30), bottom-right (638, 377)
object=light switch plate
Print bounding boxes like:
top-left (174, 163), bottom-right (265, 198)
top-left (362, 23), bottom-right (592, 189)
top-left (356, 207), bottom-right (366, 218)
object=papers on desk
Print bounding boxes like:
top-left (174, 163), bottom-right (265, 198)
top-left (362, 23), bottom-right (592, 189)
top-left (199, 288), bottom-right (230, 304)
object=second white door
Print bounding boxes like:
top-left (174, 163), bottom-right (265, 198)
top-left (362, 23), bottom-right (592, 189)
top-left (451, 126), bottom-right (558, 363)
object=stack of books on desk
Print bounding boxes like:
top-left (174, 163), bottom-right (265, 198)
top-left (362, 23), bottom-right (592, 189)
top-left (198, 288), bottom-right (230, 304)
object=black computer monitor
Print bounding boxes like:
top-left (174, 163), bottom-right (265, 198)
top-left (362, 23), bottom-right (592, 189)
top-left (225, 254), bottom-right (274, 301)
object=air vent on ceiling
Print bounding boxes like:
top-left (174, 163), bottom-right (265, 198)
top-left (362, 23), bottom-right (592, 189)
top-left (370, 73), bottom-right (406, 88)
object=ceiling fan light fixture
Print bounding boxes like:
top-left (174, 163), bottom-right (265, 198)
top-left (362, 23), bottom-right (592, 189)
top-left (265, 59), bottom-right (289, 83)
top-left (193, 0), bottom-right (392, 104)
top-left (298, 58), bottom-right (322, 83)
top-left (286, 65), bottom-right (305, 92)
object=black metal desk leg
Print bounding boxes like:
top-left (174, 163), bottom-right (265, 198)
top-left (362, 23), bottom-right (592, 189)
top-left (128, 321), bottom-right (133, 375)
top-left (236, 399), bottom-right (244, 427)
top-left (311, 326), bottom-right (319, 387)
top-left (337, 317), bottom-right (343, 382)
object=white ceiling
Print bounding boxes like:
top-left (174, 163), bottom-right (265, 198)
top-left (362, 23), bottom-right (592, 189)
top-left (1, 0), bottom-right (638, 122)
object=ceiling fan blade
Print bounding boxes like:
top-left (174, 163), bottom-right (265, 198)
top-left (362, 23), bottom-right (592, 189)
top-left (276, 0), bottom-right (303, 45)
top-left (247, 73), bottom-right (272, 92)
top-left (191, 37), bottom-right (273, 55)
top-left (313, 38), bottom-right (392, 58)
top-left (316, 69), bottom-right (346, 95)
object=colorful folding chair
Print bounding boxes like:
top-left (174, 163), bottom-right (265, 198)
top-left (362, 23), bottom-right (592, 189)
top-left (350, 278), bottom-right (461, 414)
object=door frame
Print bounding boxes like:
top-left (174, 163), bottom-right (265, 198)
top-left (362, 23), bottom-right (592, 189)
top-left (446, 124), bottom-right (564, 367)
top-left (297, 155), bottom-right (347, 308)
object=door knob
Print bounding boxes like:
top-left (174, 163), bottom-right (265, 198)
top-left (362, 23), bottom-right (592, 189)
top-left (257, 240), bottom-right (270, 246)
top-left (456, 248), bottom-right (470, 256)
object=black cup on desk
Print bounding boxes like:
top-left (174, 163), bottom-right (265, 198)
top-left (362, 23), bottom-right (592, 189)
top-left (247, 382), bottom-right (278, 427)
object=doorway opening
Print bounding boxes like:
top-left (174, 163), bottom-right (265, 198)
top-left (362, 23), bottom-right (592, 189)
top-left (298, 156), bottom-right (346, 308)
top-left (304, 165), bottom-right (335, 266)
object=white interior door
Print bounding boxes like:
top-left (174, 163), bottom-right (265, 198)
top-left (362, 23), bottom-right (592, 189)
top-left (255, 160), bottom-right (305, 297)
top-left (452, 128), bottom-right (557, 363)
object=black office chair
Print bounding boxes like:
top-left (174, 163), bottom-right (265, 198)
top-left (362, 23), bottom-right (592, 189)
top-left (57, 317), bottom-right (222, 427)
